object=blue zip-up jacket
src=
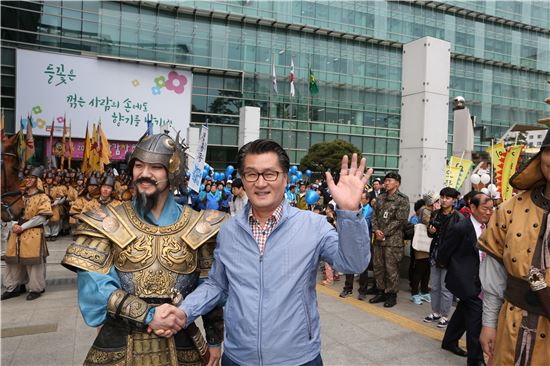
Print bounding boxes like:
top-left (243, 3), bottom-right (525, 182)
top-left (180, 199), bottom-right (370, 366)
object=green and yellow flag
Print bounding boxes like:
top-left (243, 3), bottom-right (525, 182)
top-left (309, 66), bottom-right (319, 96)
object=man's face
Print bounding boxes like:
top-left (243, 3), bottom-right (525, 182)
top-left (541, 149), bottom-right (550, 182)
top-left (470, 195), bottom-right (494, 224)
top-left (46, 178), bottom-right (53, 185)
top-left (383, 178), bottom-right (399, 192)
top-left (132, 160), bottom-right (168, 196)
top-left (373, 181), bottom-right (381, 190)
top-left (55, 176), bottom-right (62, 184)
top-left (88, 185), bottom-right (98, 194)
top-left (299, 184), bottom-right (306, 193)
top-left (440, 195), bottom-right (455, 209)
top-left (290, 187), bottom-right (295, 193)
top-left (360, 193), bottom-right (369, 206)
top-left (24, 176), bottom-right (37, 189)
top-left (211, 185), bottom-right (218, 193)
top-left (77, 179), bottom-right (84, 186)
top-left (231, 186), bottom-right (241, 196)
top-left (242, 152), bottom-right (286, 212)
top-left (100, 185), bottom-right (113, 198)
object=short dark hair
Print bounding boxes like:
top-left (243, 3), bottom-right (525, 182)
top-left (232, 178), bottom-right (243, 189)
top-left (384, 172), bottom-right (401, 183)
top-left (462, 190), bottom-right (477, 205)
top-left (414, 199), bottom-right (426, 212)
top-left (439, 187), bottom-right (460, 199)
top-left (469, 191), bottom-right (491, 208)
top-left (236, 139), bottom-right (290, 175)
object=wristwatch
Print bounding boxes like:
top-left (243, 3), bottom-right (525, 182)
top-left (527, 267), bottom-right (548, 292)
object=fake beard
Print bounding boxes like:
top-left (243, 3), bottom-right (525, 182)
top-left (134, 181), bottom-right (162, 215)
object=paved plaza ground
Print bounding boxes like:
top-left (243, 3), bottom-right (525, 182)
top-left (1, 236), bottom-right (467, 366)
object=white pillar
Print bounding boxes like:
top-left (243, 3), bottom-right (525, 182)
top-left (239, 106), bottom-right (260, 147)
top-left (399, 36), bottom-right (451, 203)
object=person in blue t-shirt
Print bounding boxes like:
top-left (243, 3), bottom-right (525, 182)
top-left (206, 184), bottom-right (222, 210)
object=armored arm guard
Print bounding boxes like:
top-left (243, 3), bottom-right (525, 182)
top-left (202, 306), bottom-right (224, 346)
top-left (107, 288), bottom-right (153, 331)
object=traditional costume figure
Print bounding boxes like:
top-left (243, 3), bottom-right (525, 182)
top-left (62, 133), bottom-right (226, 366)
top-left (479, 131), bottom-right (550, 365)
top-left (2, 167), bottom-right (52, 301)
top-left (44, 172), bottom-right (68, 241)
top-left (81, 175), bottom-right (122, 213)
top-left (70, 175), bottom-right (100, 222)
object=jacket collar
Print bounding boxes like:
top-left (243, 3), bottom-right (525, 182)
top-left (236, 197), bottom-right (292, 234)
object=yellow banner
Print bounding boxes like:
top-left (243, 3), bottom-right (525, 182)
top-left (486, 143), bottom-right (506, 179)
top-left (500, 145), bottom-right (524, 201)
top-left (445, 156), bottom-right (473, 189)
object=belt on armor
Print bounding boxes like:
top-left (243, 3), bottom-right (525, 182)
top-left (504, 275), bottom-right (548, 319)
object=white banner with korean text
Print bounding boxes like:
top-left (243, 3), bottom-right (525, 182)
top-left (188, 125), bottom-right (209, 193)
top-left (16, 49), bottom-right (192, 140)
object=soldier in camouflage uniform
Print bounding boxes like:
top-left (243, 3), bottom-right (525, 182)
top-left (369, 172), bottom-right (410, 308)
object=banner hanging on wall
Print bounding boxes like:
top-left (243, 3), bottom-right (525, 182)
top-left (16, 49), bottom-right (193, 140)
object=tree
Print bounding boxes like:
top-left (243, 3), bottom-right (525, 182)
top-left (300, 139), bottom-right (362, 175)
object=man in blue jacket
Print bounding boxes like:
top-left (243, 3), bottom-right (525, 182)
top-left (150, 139), bottom-right (372, 366)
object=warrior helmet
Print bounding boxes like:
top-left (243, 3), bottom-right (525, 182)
top-left (88, 176), bottom-right (100, 187)
top-left (28, 166), bottom-right (43, 178)
top-left (102, 175), bottom-right (116, 188)
top-left (128, 132), bottom-right (188, 188)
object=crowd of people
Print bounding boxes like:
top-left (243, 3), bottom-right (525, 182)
top-left (1, 131), bottom-right (548, 365)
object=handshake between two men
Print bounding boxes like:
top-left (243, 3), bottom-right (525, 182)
top-left (147, 303), bottom-right (187, 338)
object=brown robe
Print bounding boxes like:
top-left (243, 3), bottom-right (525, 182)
top-left (6, 191), bottom-right (52, 265)
top-left (479, 189), bottom-right (550, 365)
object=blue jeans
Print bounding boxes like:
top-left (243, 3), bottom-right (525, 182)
top-left (430, 265), bottom-right (453, 317)
top-left (221, 353), bottom-right (323, 366)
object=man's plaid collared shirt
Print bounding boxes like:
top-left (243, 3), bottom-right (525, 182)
top-left (248, 202), bottom-right (284, 256)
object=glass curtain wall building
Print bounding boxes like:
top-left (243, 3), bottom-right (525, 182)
top-left (1, 1), bottom-right (549, 170)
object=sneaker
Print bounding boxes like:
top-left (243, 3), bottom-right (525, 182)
top-left (410, 294), bottom-right (422, 305)
top-left (423, 313), bottom-right (441, 322)
top-left (339, 290), bottom-right (352, 298)
top-left (357, 293), bottom-right (367, 301)
top-left (437, 317), bottom-right (449, 328)
top-left (419, 293), bottom-right (431, 303)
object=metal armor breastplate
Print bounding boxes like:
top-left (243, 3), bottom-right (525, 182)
top-left (113, 203), bottom-right (200, 298)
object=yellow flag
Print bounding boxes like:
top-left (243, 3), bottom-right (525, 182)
top-left (486, 143), bottom-right (506, 180)
top-left (445, 156), bottom-right (473, 190)
top-left (81, 123), bottom-right (91, 173)
top-left (98, 123), bottom-right (111, 170)
top-left (90, 123), bottom-right (100, 173)
top-left (500, 145), bottom-right (524, 201)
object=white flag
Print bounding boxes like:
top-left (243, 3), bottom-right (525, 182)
top-left (188, 124), bottom-right (208, 193)
top-left (290, 58), bottom-right (295, 97)
top-left (272, 62), bottom-right (278, 94)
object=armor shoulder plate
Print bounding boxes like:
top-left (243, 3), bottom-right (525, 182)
top-left (181, 209), bottom-right (229, 250)
top-left (77, 204), bottom-right (137, 249)
top-left (62, 235), bottom-right (114, 274)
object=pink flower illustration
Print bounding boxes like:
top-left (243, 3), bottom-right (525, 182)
top-left (165, 71), bottom-right (187, 94)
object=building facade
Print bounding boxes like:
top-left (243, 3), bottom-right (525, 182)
top-left (1, 1), bottom-right (549, 171)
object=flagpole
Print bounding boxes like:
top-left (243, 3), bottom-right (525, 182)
top-left (307, 61), bottom-right (311, 122)
top-left (269, 52), bottom-right (274, 139)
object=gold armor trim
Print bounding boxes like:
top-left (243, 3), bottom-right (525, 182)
top-left (107, 289), bottom-right (152, 328)
top-left (73, 221), bottom-right (109, 239)
top-left (84, 348), bottom-right (126, 366)
top-left (133, 269), bottom-right (177, 297)
top-left (122, 201), bottom-right (193, 235)
top-left (126, 332), bottom-right (178, 366)
top-left (78, 206), bottom-right (137, 249)
top-left (181, 210), bottom-right (229, 251)
top-left (62, 236), bottom-right (114, 274)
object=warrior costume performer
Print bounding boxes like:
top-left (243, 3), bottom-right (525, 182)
top-left (479, 131), bottom-right (550, 365)
top-left (4, 167), bottom-right (52, 300)
top-left (62, 133), bottom-right (227, 366)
